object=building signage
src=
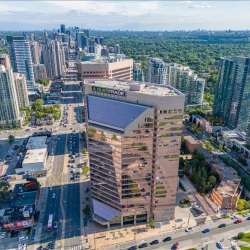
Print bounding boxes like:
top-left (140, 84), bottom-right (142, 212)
top-left (92, 86), bottom-right (126, 96)
top-left (24, 181), bottom-right (37, 188)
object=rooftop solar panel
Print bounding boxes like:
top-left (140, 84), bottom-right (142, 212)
top-left (87, 95), bottom-right (149, 129)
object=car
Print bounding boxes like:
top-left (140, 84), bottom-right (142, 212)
top-left (19, 236), bottom-right (28, 241)
top-left (247, 217), bottom-right (250, 220)
top-left (195, 203), bottom-right (200, 208)
top-left (128, 246), bottom-right (137, 250)
top-left (217, 241), bottom-right (224, 249)
top-left (54, 222), bottom-right (57, 228)
top-left (202, 228), bottom-right (210, 233)
top-left (163, 236), bottom-right (172, 242)
top-left (174, 242), bottom-right (179, 249)
top-left (150, 240), bottom-right (159, 245)
top-left (138, 243), bottom-right (148, 248)
top-left (52, 193), bottom-right (56, 199)
top-left (231, 215), bottom-right (239, 220)
top-left (70, 170), bottom-right (75, 173)
top-left (234, 219), bottom-right (242, 224)
top-left (243, 213), bottom-right (250, 217)
top-left (1, 232), bottom-right (6, 238)
top-left (218, 223), bottom-right (226, 228)
top-left (70, 176), bottom-right (75, 181)
top-left (49, 187), bottom-right (53, 191)
top-left (185, 227), bottom-right (193, 232)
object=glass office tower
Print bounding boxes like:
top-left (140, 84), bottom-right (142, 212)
top-left (84, 79), bottom-right (185, 228)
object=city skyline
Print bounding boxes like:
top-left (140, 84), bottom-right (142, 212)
top-left (0, 1), bottom-right (250, 31)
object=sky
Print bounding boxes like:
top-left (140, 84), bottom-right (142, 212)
top-left (0, 1), bottom-right (250, 31)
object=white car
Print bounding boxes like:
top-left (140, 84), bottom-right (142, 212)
top-left (50, 187), bottom-right (53, 191)
top-left (217, 241), bottom-right (224, 249)
top-left (18, 243), bottom-right (26, 250)
top-left (54, 221), bottom-right (58, 228)
top-left (231, 215), bottom-right (239, 220)
top-left (19, 236), bottom-right (28, 241)
top-left (243, 213), bottom-right (250, 217)
top-left (52, 193), bottom-right (56, 199)
top-left (185, 227), bottom-right (193, 232)
top-left (1, 232), bottom-right (6, 238)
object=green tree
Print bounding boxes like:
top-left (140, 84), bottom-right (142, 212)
top-left (208, 175), bottom-right (217, 186)
top-left (82, 148), bottom-right (88, 155)
top-left (0, 181), bottom-right (11, 203)
top-left (83, 205), bottom-right (91, 219)
top-left (32, 99), bottom-right (43, 111)
top-left (82, 165), bottom-right (89, 176)
top-left (37, 78), bottom-right (50, 86)
top-left (8, 134), bottom-right (15, 144)
top-left (237, 232), bottom-right (245, 239)
top-left (148, 217), bottom-right (155, 228)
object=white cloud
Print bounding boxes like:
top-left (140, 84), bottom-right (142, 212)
top-left (0, 3), bottom-right (27, 12)
top-left (189, 4), bottom-right (211, 9)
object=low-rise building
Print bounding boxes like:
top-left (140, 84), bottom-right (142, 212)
top-left (184, 135), bottom-right (203, 152)
top-left (15, 136), bottom-right (48, 174)
top-left (200, 148), bottom-right (243, 210)
top-left (36, 114), bottom-right (54, 125)
top-left (192, 114), bottom-right (222, 134)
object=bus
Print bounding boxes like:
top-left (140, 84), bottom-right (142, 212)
top-left (47, 214), bottom-right (53, 231)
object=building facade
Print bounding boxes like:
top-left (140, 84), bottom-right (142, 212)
top-left (79, 58), bottom-right (133, 82)
top-left (213, 56), bottom-right (250, 132)
top-left (133, 62), bottom-right (144, 82)
top-left (33, 64), bottom-right (47, 81)
top-left (0, 64), bottom-right (20, 126)
top-left (6, 36), bottom-right (35, 90)
top-left (30, 41), bottom-right (40, 64)
top-left (84, 79), bottom-right (184, 228)
top-left (14, 73), bottom-right (29, 109)
top-left (146, 58), bottom-right (205, 108)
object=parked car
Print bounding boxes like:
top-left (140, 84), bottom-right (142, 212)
top-left (150, 240), bottom-right (159, 245)
top-left (163, 236), bottom-right (172, 242)
top-left (231, 215), bottom-right (239, 220)
top-left (174, 242), bottom-right (179, 249)
top-left (202, 228), bottom-right (210, 233)
top-left (243, 213), bottom-right (250, 217)
top-left (218, 223), bottom-right (226, 228)
top-left (52, 193), bottom-right (56, 199)
top-left (138, 243), bottom-right (148, 249)
top-left (19, 236), bottom-right (28, 241)
top-left (128, 246), bottom-right (137, 250)
top-left (185, 227), bottom-right (193, 232)
top-left (1, 232), bottom-right (6, 238)
top-left (234, 219), bottom-right (242, 224)
top-left (217, 241), bottom-right (224, 249)
top-left (247, 217), bottom-right (250, 220)
top-left (54, 222), bottom-right (57, 228)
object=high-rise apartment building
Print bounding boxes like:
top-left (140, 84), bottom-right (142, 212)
top-left (0, 64), bottom-right (20, 126)
top-left (30, 41), bottom-right (40, 64)
top-left (6, 36), bottom-right (35, 90)
top-left (14, 73), bottom-right (29, 109)
top-left (33, 64), bottom-right (47, 81)
top-left (213, 56), bottom-right (250, 131)
top-left (133, 62), bottom-right (144, 82)
top-left (146, 58), bottom-right (205, 108)
top-left (42, 40), bottom-right (65, 78)
top-left (76, 29), bottom-right (88, 49)
top-left (60, 24), bottom-right (66, 34)
top-left (84, 79), bottom-right (184, 228)
top-left (114, 44), bottom-right (120, 54)
top-left (0, 53), bottom-right (11, 69)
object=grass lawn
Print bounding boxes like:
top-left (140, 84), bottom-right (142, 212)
top-left (222, 215), bottom-right (230, 219)
top-left (240, 246), bottom-right (250, 250)
top-left (241, 233), bottom-right (250, 243)
top-left (238, 210), bottom-right (250, 215)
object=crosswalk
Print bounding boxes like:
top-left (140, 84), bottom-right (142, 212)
top-left (68, 246), bottom-right (83, 250)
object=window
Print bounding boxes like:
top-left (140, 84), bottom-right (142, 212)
top-left (168, 110), bottom-right (172, 114)
top-left (174, 109), bottom-right (177, 113)
top-left (164, 110), bottom-right (168, 114)
top-left (178, 109), bottom-right (182, 113)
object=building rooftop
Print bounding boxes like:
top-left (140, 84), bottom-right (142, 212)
top-left (184, 136), bottom-right (201, 145)
top-left (26, 136), bottom-right (47, 150)
top-left (22, 148), bottom-right (47, 164)
top-left (84, 79), bottom-right (184, 97)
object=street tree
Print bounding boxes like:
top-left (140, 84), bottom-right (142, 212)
top-left (82, 165), bottom-right (89, 176)
top-left (8, 134), bottom-right (15, 144)
top-left (0, 181), bottom-right (11, 203)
